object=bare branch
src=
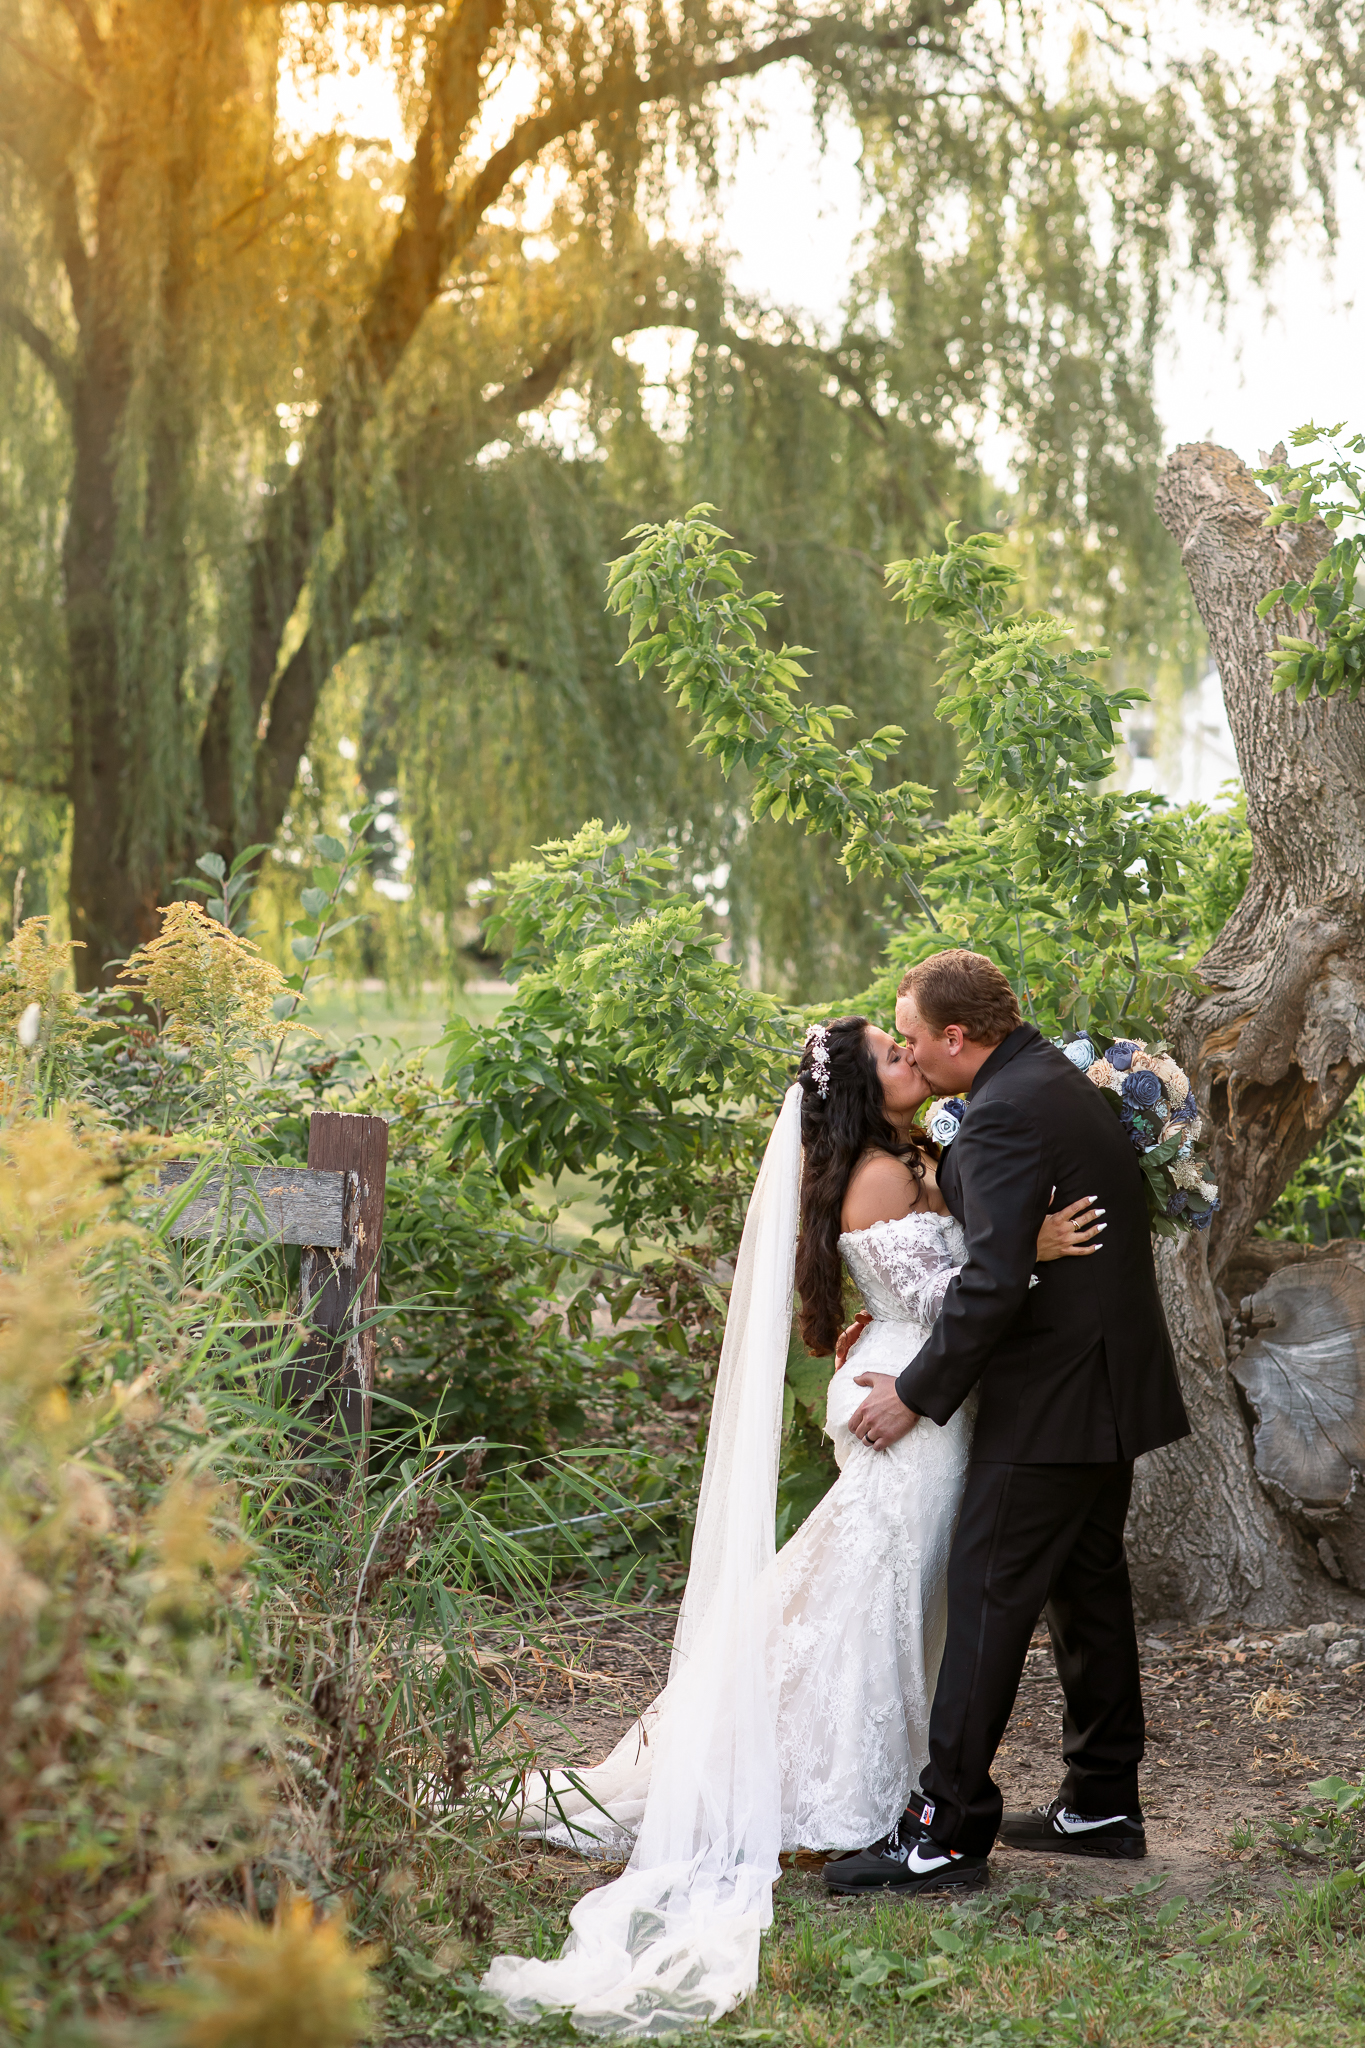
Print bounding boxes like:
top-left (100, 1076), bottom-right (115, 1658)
top-left (0, 296), bottom-right (74, 409)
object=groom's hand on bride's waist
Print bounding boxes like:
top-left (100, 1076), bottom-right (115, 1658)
top-left (848, 1373), bottom-right (920, 1451)
top-left (835, 1311), bottom-right (873, 1368)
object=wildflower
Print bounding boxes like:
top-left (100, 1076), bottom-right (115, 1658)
top-left (163, 1888), bottom-right (380, 2048)
top-left (0, 918), bottom-right (84, 1041)
top-left (144, 1471), bottom-right (250, 1621)
top-left (118, 903), bottom-right (286, 1052)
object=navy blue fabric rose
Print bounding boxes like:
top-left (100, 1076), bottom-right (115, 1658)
top-left (1171, 1092), bottom-right (1199, 1123)
top-left (1166, 1189), bottom-right (1189, 1217)
top-left (1107, 1040), bottom-right (1138, 1072)
top-left (1121, 1068), bottom-right (1163, 1111)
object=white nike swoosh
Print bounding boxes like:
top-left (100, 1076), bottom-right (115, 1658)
top-left (907, 1845), bottom-right (954, 1873)
top-left (1055, 1811), bottom-right (1129, 1833)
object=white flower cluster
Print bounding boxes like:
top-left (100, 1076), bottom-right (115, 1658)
top-left (1171, 1155), bottom-right (1218, 1205)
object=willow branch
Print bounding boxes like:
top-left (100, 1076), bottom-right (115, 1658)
top-left (0, 296), bottom-right (74, 409)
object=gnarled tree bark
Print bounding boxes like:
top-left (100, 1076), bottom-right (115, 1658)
top-left (1126, 442), bottom-right (1365, 1624)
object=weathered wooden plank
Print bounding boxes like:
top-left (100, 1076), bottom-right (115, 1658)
top-left (160, 1161), bottom-right (347, 1247)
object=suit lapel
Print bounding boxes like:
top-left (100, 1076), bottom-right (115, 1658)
top-left (936, 1024), bottom-right (1039, 1224)
top-left (938, 1135), bottom-right (965, 1222)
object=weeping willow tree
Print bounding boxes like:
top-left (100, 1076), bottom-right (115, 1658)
top-left (2, 0), bottom-right (1363, 983)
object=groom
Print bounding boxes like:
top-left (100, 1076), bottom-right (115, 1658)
top-left (828, 950), bottom-right (1190, 1895)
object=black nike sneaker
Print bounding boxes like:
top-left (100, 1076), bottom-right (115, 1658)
top-left (998, 1796), bottom-right (1146, 1859)
top-left (822, 1794), bottom-right (989, 1895)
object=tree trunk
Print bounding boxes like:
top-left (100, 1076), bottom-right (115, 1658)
top-left (1126, 442), bottom-right (1365, 1624)
top-left (63, 297), bottom-right (151, 986)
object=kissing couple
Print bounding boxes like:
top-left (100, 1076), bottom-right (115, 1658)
top-left (485, 950), bottom-right (1191, 2036)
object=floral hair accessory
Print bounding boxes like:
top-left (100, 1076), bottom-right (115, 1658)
top-left (926, 1098), bottom-right (967, 1147)
top-left (803, 1023), bottom-right (831, 1099)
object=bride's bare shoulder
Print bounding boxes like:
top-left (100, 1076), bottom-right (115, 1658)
top-left (840, 1150), bottom-right (928, 1235)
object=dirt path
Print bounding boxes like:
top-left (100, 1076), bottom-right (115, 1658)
top-left (495, 1599), bottom-right (1365, 1905)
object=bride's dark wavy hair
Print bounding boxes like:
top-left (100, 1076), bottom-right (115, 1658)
top-left (793, 1016), bottom-right (935, 1357)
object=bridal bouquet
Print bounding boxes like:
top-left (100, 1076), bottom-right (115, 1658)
top-left (1058, 1034), bottom-right (1220, 1235)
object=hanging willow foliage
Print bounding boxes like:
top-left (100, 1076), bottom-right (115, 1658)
top-left (1, 0), bottom-right (1361, 985)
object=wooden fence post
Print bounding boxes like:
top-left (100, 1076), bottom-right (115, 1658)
top-left (160, 1117), bottom-right (389, 1476)
top-left (296, 1110), bottom-right (390, 1453)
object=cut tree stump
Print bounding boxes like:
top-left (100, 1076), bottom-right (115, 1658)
top-left (1225, 1239), bottom-right (1365, 1589)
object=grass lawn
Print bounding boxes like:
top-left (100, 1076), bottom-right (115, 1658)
top-left (385, 1851), bottom-right (1365, 2044)
top-left (302, 977), bottom-right (509, 1067)
top-left (378, 1603), bottom-right (1365, 2046)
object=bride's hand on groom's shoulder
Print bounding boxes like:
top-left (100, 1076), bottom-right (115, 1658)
top-left (834, 1311), bottom-right (872, 1368)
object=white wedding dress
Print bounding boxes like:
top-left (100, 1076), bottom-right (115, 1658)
top-left (483, 1090), bottom-right (972, 2036)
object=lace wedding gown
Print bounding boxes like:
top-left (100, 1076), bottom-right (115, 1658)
top-left (484, 1093), bottom-right (972, 2035)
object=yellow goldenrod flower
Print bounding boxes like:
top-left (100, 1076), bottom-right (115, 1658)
top-left (118, 902), bottom-right (287, 1052)
top-left (163, 1889), bottom-right (380, 2048)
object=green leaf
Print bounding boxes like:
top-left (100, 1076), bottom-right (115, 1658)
top-left (314, 833), bottom-right (347, 863)
top-left (195, 852), bottom-right (226, 881)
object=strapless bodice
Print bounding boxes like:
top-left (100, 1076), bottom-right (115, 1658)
top-left (838, 1211), bottom-right (967, 1323)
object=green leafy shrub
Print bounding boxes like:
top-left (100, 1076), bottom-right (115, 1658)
top-left (1261, 1083), bottom-right (1365, 1243)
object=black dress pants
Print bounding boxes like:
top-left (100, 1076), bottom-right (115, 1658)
top-left (918, 1459), bottom-right (1144, 1856)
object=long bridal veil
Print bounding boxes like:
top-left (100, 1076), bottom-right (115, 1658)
top-left (481, 1083), bottom-right (804, 2036)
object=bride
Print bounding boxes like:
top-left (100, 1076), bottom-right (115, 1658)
top-left (483, 1017), bottom-right (1099, 2036)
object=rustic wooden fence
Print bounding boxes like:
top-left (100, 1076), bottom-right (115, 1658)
top-left (163, 1109), bottom-right (389, 1455)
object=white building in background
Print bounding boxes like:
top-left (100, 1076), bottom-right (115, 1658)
top-left (1122, 668), bottom-right (1240, 808)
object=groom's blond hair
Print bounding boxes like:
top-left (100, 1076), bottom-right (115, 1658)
top-left (898, 951), bottom-right (1021, 1046)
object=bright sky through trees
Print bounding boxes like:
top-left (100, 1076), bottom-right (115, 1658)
top-left (277, 5), bottom-right (1365, 480)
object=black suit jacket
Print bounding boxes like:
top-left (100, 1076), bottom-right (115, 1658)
top-left (896, 1025), bottom-right (1190, 1463)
